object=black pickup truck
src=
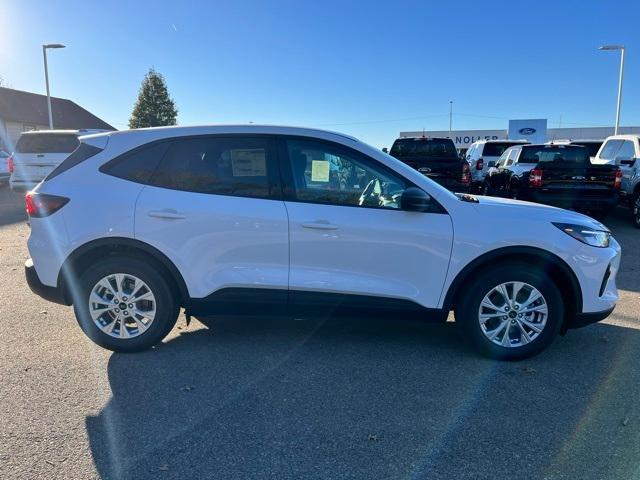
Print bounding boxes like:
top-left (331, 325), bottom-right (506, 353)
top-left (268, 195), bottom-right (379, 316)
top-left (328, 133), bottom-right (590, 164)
top-left (389, 137), bottom-right (471, 193)
top-left (484, 144), bottom-right (621, 218)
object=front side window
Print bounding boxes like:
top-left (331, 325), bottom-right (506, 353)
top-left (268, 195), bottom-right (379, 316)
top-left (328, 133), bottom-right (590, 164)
top-left (598, 139), bottom-right (623, 161)
top-left (496, 149), bottom-right (510, 167)
top-left (150, 136), bottom-right (274, 198)
top-left (286, 139), bottom-right (407, 209)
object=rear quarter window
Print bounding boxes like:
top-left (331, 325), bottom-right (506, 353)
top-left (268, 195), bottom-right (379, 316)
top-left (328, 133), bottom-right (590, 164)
top-left (100, 141), bottom-right (171, 184)
top-left (46, 143), bottom-right (104, 181)
top-left (16, 134), bottom-right (79, 154)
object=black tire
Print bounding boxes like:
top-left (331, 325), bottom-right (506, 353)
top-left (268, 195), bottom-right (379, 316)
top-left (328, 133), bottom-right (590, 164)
top-left (633, 193), bottom-right (640, 229)
top-left (455, 263), bottom-right (564, 360)
top-left (73, 255), bottom-right (179, 352)
top-left (482, 182), bottom-right (493, 196)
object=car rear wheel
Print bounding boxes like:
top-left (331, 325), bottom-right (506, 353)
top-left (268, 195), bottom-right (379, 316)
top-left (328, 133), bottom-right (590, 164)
top-left (73, 256), bottom-right (179, 352)
top-left (455, 264), bottom-right (563, 360)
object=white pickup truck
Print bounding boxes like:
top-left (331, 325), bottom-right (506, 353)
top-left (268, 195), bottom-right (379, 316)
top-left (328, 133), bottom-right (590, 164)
top-left (593, 134), bottom-right (640, 227)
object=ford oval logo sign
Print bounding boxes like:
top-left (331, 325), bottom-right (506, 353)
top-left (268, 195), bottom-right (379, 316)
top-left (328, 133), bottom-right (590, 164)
top-left (519, 127), bottom-right (536, 135)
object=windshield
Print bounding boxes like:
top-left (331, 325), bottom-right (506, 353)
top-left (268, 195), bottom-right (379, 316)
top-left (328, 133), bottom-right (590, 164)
top-left (520, 145), bottom-right (590, 164)
top-left (482, 142), bottom-right (524, 157)
top-left (16, 133), bottom-right (79, 154)
top-left (390, 138), bottom-right (458, 160)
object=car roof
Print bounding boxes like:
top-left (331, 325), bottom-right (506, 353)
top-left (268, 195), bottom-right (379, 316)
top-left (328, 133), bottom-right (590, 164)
top-left (18, 129), bottom-right (107, 136)
top-left (395, 136), bottom-right (452, 141)
top-left (603, 134), bottom-right (640, 141)
top-left (83, 124), bottom-right (360, 144)
top-left (475, 139), bottom-right (529, 144)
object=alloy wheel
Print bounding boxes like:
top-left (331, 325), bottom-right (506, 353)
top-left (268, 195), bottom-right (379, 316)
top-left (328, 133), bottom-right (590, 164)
top-left (88, 273), bottom-right (156, 339)
top-left (478, 281), bottom-right (548, 348)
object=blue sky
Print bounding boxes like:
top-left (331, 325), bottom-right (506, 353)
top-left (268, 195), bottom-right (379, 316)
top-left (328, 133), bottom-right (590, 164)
top-left (1, 0), bottom-right (638, 147)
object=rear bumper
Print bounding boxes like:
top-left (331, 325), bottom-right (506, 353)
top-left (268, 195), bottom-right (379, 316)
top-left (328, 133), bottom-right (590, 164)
top-left (10, 179), bottom-right (39, 192)
top-left (568, 306), bottom-right (615, 329)
top-left (25, 259), bottom-right (69, 306)
top-left (525, 191), bottom-right (619, 211)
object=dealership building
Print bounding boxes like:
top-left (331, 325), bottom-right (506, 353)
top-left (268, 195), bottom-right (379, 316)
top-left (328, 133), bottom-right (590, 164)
top-left (400, 119), bottom-right (640, 154)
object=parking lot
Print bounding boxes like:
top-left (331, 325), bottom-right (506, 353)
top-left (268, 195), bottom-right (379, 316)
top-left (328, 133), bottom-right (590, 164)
top-left (0, 186), bottom-right (639, 479)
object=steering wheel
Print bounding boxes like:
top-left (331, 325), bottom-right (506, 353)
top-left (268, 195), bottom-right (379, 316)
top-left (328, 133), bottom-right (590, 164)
top-left (358, 178), bottom-right (382, 206)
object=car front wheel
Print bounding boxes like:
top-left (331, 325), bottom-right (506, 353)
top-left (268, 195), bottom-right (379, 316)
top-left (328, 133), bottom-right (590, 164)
top-left (73, 255), bottom-right (179, 352)
top-left (455, 264), bottom-right (563, 360)
top-left (633, 194), bottom-right (640, 229)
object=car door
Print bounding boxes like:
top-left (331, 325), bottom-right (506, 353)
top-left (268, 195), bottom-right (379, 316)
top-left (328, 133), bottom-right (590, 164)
top-left (279, 136), bottom-right (453, 309)
top-left (135, 135), bottom-right (289, 300)
top-left (613, 140), bottom-right (637, 193)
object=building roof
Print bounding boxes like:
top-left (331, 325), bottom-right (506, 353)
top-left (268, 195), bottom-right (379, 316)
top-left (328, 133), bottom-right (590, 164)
top-left (0, 87), bottom-right (115, 131)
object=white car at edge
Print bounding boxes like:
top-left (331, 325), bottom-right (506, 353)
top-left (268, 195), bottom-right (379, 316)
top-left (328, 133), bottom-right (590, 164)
top-left (24, 125), bottom-right (620, 359)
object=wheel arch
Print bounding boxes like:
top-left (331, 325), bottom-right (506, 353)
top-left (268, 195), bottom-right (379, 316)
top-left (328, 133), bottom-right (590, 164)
top-left (57, 237), bottom-right (189, 306)
top-left (442, 246), bottom-right (583, 324)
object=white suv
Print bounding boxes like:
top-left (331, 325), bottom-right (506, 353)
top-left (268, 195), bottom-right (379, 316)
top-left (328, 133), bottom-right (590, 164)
top-left (24, 126), bottom-right (621, 359)
top-left (10, 129), bottom-right (107, 191)
top-left (466, 139), bottom-right (529, 192)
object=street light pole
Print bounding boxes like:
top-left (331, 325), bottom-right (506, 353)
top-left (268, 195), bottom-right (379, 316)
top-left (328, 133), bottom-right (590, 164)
top-left (449, 101), bottom-right (453, 138)
top-left (599, 45), bottom-right (625, 135)
top-left (42, 44), bottom-right (66, 129)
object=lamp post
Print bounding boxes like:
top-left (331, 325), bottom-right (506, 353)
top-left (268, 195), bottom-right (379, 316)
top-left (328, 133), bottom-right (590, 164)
top-left (42, 43), bottom-right (65, 129)
top-left (599, 45), bottom-right (625, 135)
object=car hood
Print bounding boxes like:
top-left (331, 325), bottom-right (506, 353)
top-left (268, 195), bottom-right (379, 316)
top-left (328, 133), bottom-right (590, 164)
top-left (471, 195), bottom-right (608, 231)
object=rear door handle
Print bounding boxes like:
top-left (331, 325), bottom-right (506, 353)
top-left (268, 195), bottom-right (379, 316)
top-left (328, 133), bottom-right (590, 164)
top-left (147, 209), bottom-right (186, 220)
top-left (301, 220), bottom-right (338, 230)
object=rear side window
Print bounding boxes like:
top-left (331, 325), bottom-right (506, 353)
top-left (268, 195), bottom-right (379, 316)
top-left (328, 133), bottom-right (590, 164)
top-left (101, 141), bottom-right (170, 184)
top-left (149, 136), bottom-right (275, 198)
top-left (16, 134), bottom-right (79, 154)
top-left (46, 143), bottom-right (103, 181)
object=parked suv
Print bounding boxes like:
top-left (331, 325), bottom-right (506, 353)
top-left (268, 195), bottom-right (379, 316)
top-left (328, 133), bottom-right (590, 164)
top-left (484, 144), bottom-right (621, 218)
top-left (466, 139), bottom-right (529, 192)
top-left (389, 136), bottom-right (470, 192)
top-left (24, 126), bottom-right (620, 360)
top-left (0, 150), bottom-right (10, 186)
top-left (593, 135), bottom-right (640, 227)
top-left (9, 129), bottom-right (106, 191)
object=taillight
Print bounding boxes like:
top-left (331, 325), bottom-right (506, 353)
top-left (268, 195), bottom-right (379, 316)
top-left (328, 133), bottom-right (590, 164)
top-left (462, 163), bottom-right (471, 184)
top-left (476, 158), bottom-right (484, 170)
top-left (529, 168), bottom-right (543, 188)
top-left (25, 192), bottom-right (69, 218)
top-left (614, 168), bottom-right (622, 190)
top-left (7, 154), bottom-right (14, 173)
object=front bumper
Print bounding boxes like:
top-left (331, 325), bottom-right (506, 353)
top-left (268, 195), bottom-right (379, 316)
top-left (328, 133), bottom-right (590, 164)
top-left (25, 258), bottom-right (69, 306)
top-left (568, 306), bottom-right (615, 329)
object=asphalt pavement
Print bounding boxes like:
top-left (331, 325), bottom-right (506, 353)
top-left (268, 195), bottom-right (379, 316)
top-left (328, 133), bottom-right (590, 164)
top-left (0, 187), bottom-right (639, 480)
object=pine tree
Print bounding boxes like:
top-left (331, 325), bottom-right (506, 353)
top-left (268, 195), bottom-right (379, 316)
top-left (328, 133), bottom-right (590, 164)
top-left (128, 68), bottom-right (178, 128)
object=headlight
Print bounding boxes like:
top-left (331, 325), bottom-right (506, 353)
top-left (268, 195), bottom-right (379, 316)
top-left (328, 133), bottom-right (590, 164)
top-left (553, 223), bottom-right (611, 248)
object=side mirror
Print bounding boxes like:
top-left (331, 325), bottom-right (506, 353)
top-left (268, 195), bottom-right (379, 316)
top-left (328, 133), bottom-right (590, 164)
top-left (487, 160), bottom-right (496, 168)
top-left (401, 187), bottom-right (431, 212)
top-left (619, 157), bottom-right (636, 166)
top-left (382, 147), bottom-right (389, 154)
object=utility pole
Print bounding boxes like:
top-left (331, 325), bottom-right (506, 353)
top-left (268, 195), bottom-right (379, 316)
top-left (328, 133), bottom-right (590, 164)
top-left (449, 101), bottom-right (453, 138)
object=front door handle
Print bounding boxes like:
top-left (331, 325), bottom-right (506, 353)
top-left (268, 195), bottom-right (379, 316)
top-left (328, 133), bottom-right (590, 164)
top-left (147, 209), bottom-right (186, 220)
top-left (301, 220), bottom-right (338, 230)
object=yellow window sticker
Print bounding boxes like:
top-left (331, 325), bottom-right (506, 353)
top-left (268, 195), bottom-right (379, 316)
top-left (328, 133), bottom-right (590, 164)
top-left (311, 160), bottom-right (330, 182)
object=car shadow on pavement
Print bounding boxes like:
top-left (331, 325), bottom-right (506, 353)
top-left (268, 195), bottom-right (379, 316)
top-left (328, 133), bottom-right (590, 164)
top-left (0, 187), bottom-right (27, 227)
top-left (86, 315), bottom-right (640, 480)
